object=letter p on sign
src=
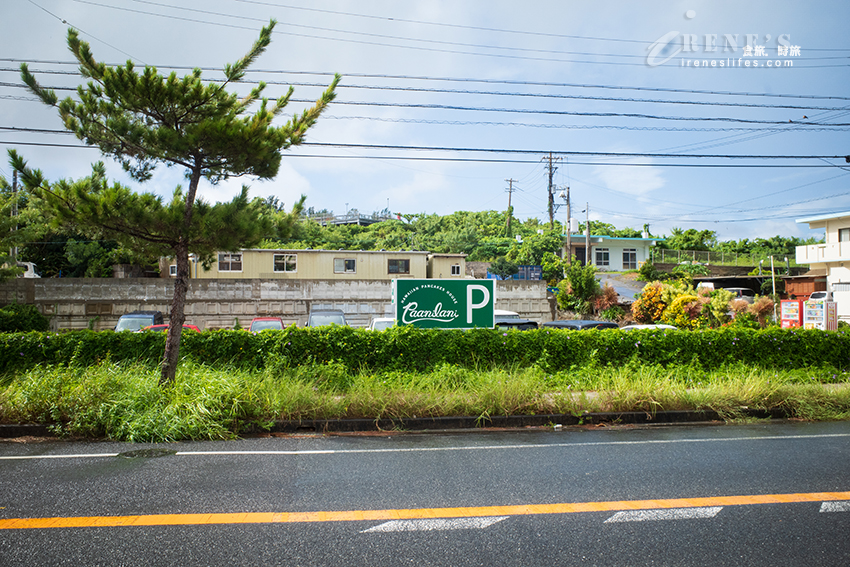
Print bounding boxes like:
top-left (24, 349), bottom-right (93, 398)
top-left (467, 284), bottom-right (490, 324)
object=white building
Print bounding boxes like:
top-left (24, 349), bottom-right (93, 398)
top-left (796, 211), bottom-right (850, 322)
top-left (563, 235), bottom-right (663, 271)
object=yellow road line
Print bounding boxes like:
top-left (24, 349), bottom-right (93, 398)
top-left (1, 491), bottom-right (848, 530)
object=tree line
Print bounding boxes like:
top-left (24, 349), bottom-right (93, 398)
top-left (2, 192), bottom-right (822, 279)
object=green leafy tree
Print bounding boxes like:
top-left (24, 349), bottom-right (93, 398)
top-left (661, 227), bottom-right (717, 251)
top-left (540, 251), bottom-right (567, 284)
top-left (556, 260), bottom-right (601, 315)
top-left (488, 256), bottom-right (519, 280)
top-left (506, 230), bottom-right (563, 266)
top-left (18, 21), bottom-right (339, 385)
top-left (0, 178), bottom-right (23, 281)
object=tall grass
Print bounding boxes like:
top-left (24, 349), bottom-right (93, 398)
top-left (0, 360), bottom-right (847, 442)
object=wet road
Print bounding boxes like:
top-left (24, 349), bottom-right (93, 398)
top-left (1, 421), bottom-right (849, 566)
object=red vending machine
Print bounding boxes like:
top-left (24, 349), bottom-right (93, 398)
top-left (780, 299), bottom-right (803, 328)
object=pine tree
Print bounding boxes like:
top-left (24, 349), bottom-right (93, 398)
top-left (18, 20), bottom-right (339, 384)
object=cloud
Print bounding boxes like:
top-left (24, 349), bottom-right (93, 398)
top-left (594, 161), bottom-right (666, 196)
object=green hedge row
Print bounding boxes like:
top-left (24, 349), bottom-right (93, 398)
top-left (2, 326), bottom-right (849, 375)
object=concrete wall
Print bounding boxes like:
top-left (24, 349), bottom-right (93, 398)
top-left (0, 278), bottom-right (553, 331)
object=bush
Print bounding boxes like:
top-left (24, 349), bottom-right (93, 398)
top-left (637, 262), bottom-right (666, 282)
top-left (662, 295), bottom-right (706, 330)
top-left (557, 261), bottom-right (601, 315)
top-left (2, 325), bottom-right (850, 376)
top-left (488, 256), bottom-right (519, 280)
top-left (671, 262), bottom-right (710, 277)
top-left (0, 304), bottom-right (49, 332)
top-left (632, 282), bottom-right (666, 323)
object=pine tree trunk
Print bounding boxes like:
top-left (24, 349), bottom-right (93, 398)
top-left (159, 165), bottom-right (202, 386)
top-left (160, 242), bottom-right (189, 385)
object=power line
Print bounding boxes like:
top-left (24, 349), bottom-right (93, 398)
top-left (49, 0), bottom-right (850, 69)
top-left (6, 59), bottom-right (850, 102)
top-left (301, 142), bottom-right (848, 160)
top-left (4, 139), bottom-right (845, 168)
top-left (224, 0), bottom-right (850, 53)
top-left (8, 85), bottom-right (848, 126)
top-left (7, 68), bottom-right (850, 112)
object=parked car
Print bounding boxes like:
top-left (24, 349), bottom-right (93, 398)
top-left (620, 324), bottom-right (678, 331)
top-left (114, 311), bottom-right (164, 332)
top-left (809, 291), bottom-right (833, 302)
top-left (249, 317), bottom-right (284, 332)
top-left (307, 309), bottom-right (348, 327)
top-left (541, 320), bottom-right (619, 331)
top-left (367, 317), bottom-right (395, 331)
top-left (723, 287), bottom-right (756, 304)
top-left (494, 309), bottom-right (538, 331)
top-left (140, 324), bottom-right (201, 333)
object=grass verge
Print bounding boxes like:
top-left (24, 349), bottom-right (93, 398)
top-left (0, 360), bottom-right (848, 442)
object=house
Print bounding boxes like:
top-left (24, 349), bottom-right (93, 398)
top-left (161, 249), bottom-right (466, 281)
top-left (796, 211), bottom-right (850, 321)
top-left (563, 234), bottom-right (663, 271)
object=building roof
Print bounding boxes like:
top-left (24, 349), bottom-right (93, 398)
top-left (562, 234), bottom-right (664, 243)
top-left (796, 211), bottom-right (850, 224)
top-left (240, 248), bottom-right (431, 255)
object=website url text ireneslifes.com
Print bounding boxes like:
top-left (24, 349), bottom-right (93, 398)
top-left (679, 57), bottom-right (793, 68)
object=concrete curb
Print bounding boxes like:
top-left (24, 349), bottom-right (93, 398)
top-left (0, 408), bottom-right (791, 438)
top-left (265, 408), bottom-right (791, 434)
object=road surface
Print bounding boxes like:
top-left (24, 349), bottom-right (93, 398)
top-left (1, 421), bottom-right (848, 566)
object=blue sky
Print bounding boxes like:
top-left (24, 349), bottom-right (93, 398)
top-left (2, 0), bottom-right (849, 242)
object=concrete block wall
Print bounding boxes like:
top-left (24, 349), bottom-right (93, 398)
top-left (0, 278), bottom-right (553, 330)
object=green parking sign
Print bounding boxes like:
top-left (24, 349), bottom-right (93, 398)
top-left (392, 279), bottom-right (495, 329)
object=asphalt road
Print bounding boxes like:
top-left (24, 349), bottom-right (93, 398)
top-left (596, 272), bottom-right (646, 302)
top-left (1, 421), bottom-right (849, 566)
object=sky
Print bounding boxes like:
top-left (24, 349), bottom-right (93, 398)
top-left (2, 0), bottom-right (849, 244)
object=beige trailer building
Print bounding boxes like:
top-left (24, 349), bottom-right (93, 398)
top-left (163, 249), bottom-right (466, 281)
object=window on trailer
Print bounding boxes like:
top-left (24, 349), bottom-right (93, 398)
top-left (388, 259), bottom-right (410, 274)
top-left (334, 258), bottom-right (356, 273)
top-left (274, 254), bottom-right (297, 273)
top-left (218, 253), bottom-right (242, 272)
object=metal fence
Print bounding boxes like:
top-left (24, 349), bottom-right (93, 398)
top-left (649, 248), bottom-right (800, 268)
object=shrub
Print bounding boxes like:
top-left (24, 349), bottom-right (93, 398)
top-left (600, 306), bottom-right (626, 322)
top-left (631, 282), bottom-right (666, 323)
top-left (662, 294), bottom-right (706, 330)
top-left (748, 296), bottom-right (775, 328)
top-left (489, 256), bottom-right (519, 280)
top-left (557, 261), bottom-right (601, 315)
top-left (2, 325), bottom-right (850, 377)
top-left (594, 284), bottom-right (620, 313)
top-left (706, 289), bottom-right (735, 327)
top-left (0, 304), bottom-right (49, 332)
top-left (671, 262), bottom-right (710, 277)
top-left (637, 262), bottom-right (665, 282)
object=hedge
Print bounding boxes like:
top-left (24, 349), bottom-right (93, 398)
top-left (2, 326), bottom-right (849, 375)
top-left (0, 304), bottom-right (49, 333)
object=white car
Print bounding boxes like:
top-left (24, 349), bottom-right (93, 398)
top-left (809, 291), bottom-right (833, 302)
top-left (367, 317), bottom-right (395, 331)
top-left (620, 324), bottom-right (678, 331)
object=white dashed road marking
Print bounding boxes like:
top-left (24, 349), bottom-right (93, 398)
top-left (361, 516), bottom-right (508, 533)
top-left (604, 506), bottom-right (723, 523)
top-left (820, 501), bottom-right (850, 513)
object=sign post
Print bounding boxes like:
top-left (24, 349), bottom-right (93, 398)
top-left (392, 279), bottom-right (495, 329)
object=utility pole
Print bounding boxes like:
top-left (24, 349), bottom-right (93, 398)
top-left (10, 170), bottom-right (18, 262)
top-left (505, 178), bottom-right (517, 237)
top-left (543, 152), bottom-right (560, 229)
top-left (585, 202), bottom-right (591, 267)
top-left (564, 185), bottom-right (571, 263)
